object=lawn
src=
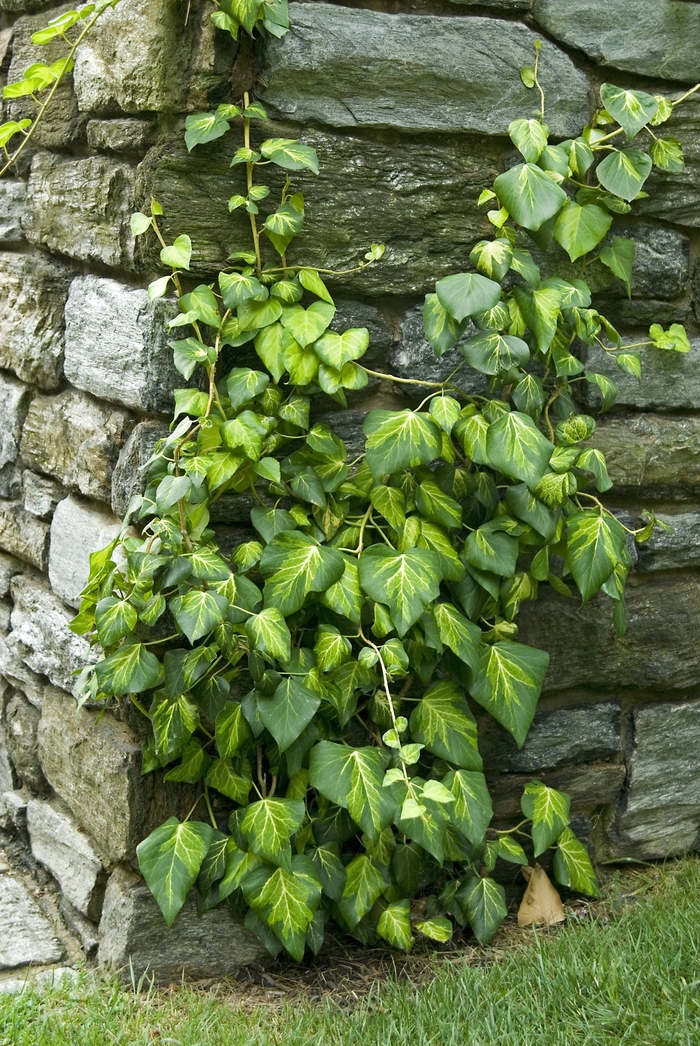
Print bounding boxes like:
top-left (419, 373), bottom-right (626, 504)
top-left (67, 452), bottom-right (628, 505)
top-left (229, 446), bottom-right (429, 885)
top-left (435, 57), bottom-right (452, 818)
top-left (1, 858), bottom-right (699, 1046)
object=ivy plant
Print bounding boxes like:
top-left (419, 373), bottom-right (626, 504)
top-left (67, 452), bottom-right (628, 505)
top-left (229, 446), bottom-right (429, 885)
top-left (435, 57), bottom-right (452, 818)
top-left (68, 33), bottom-right (698, 958)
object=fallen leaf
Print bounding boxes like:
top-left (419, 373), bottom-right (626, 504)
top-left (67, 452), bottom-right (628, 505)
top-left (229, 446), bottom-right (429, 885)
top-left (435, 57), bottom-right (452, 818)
top-left (517, 864), bottom-right (566, 927)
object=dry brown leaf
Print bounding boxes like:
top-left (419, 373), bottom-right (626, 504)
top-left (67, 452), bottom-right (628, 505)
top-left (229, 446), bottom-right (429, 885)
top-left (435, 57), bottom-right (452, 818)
top-left (517, 864), bottom-right (566, 927)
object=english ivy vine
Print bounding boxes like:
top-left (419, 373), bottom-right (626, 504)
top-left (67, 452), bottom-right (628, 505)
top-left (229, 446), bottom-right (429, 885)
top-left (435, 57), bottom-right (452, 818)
top-left (58, 17), bottom-right (696, 957)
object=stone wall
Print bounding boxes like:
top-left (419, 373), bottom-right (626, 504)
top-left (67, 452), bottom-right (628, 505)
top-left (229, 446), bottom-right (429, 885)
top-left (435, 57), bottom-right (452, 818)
top-left (0, 0), bottom-right (699, 984)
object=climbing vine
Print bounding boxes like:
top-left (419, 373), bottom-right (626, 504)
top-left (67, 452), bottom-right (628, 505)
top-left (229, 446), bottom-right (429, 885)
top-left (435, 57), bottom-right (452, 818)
top-left (5, 4), bottom-right (695, 957)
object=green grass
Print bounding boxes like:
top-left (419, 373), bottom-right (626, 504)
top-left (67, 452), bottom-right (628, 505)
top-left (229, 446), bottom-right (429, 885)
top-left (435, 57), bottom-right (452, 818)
top-left (2, 859), bottom-right (699, 1046)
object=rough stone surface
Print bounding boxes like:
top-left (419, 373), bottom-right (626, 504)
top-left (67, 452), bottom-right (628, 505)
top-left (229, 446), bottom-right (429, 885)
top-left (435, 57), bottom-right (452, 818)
top-left (38, 687), bottom-right (193, 863)
top-left (86, 118), bottom-right (156, 153)
top-left (480, 702), bottom-right (622, 774)
top-left (635, 511), bottom-right (700, 572)
top-left (58, 898), bottom-right (99, 957)
top-left (137, 125), bottom-right (502, 294)
top-left (0, 181), bottom-right (25, 243)
top-left (8, 576), bottom-right (95, 694)
top-left (74, 0), bottom-right (229, 115)
top-left (519, 575), bottom-right (700, 694)
top-left (5, 691), bottom-right (46, 795)
top-left (586, 414), bottom-right (700, 499)
top-left (532, 0), bottom-right (700, 83)
top-left (0, 790), bottom-right (28, 831)
top-left (388, 308), bottom-right (487, 398)
top-left (22, 472), bottom-right (64, 521)
top-left (606, 699), bottom-right (700, 859)
top-left (64, 277), bottom-right (181, 413)
top-left (0, 502), bottom-right (50, 571)
top-left (0, 729), bottom-right (13, 796)
top-left (98, 865), bottom-right (267, 984)
top-left (20, 389), bottom-right (134, 504)
top-left (111, 420), bottom-right (168, 518)
top-left (0, 636), bottom-right (46, 709)
top-left (49, 496), bottom-right (121, 609)
top-left (637, 94), bottom-right (700, 229)
top-left (582, 340), bottom-right (700, 412)
top-left (0, 252), bottom-right (72, 390)
top-left (24, 153), bottom-right (135, 270)
top-left (261, 5), bottom-right (591, 136)
top-left (0, 372), bottom-right (31, 476)
top-left (7, 5), bottom-right (85, 149)
top-left (27, 799), bottom-right (106, 919)
top-left (0, 552), bottom-right (24, 600)
top-left (0, 875), bottom-right (63, 969)
top-left (489, 764), bottom-right (626, 820)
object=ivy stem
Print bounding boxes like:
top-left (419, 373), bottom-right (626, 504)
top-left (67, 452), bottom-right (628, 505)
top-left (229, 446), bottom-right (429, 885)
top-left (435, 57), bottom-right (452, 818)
top-left (359, 365), bottom-right (453, 389)
top-left (243, 92), bottom-right (263, 276)
top-left (203, 785), bottom-right (218, 829)
top-left (360, 629), bottom-right (416, 800)
top-left (533, 39), bottom-right (545, 123)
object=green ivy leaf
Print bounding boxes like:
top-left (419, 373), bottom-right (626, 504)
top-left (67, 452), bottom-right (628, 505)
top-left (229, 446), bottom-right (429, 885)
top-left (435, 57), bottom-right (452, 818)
top-left (314, 626), bottom-right (352, 673)
top-left (94, 597), bottom-right (138, 647)
top-left (423, 293), bottom-right (468, 356)
top-left (363, 410), bottom-right (442, 480)
top-left (314, 328), bottom-right (370, 369)
top-left (310, 843), bottom-right (347, 902)
top-left (170, 590), bottom-right (229, 642)
top-left (337, 854), bottom-right (390, 927)
top-left (649, 322), bottom-right (691, 353)
top-left (279, 301), bottom-right (335, 348)
top-left (511, 284), bottom-right (561, 353)
top-left (435, 272), bottom-right (502, 322)
top-left (250, 864), bottom-right (319, 961)
top-left (443, 769), bottom-right (492, 846)
top-left (226, 367), bottom-right (270, 409)
top-left (486, 411), bottom-right (554, 487)
top-left (241, 797), bottom-right (306, 870)
top-left (415, 917), bottom-right (453, 943)
top-left (457, 875), bottom-right (507, 945)
top-left (137, 818), bottom-right (213, 925)
top-left (215, 701), bottom-right (252, 759)
top-left (553, 201), bottom-right (612, 262)
top-left (493, 163), bottom-right (567, 231)
top-left (508, 118), bottom-right (548, 163)
top-left (599, 236), bottom-right (635, 297)
top-left (245, 607), bottom-right (292, 662)
top-left (160, 235), bottom-right (192, 271)
top-left (470, 239), bottom-right (514, 282)
top-left (320, 554), bottom-right (363, 624)
top-left (95, 639), bottom-right (161, 696)
top-left (599, 84), bottom-right (659, 140)
top-left (259, 531), bottom-right (345, 616)
top-left (358, 545), bottom-right (442, 637)
top-left (258, 677), bottom-right (321, 753)
top-left (433, 603), bottom-right (482, 672)
top-left (596, 149), bottom-right (652, 202)
top-left (369, 485), bottom-right (406, 530)
top-left (469, 640), bottom-right (550, 747)
top-left (553, 827), bottom-right (600, 896)
top-left (184, 110), bottom-right (231, 150)
top-left (464, 525), bottom-right (519, 577)
top-left (377, 899), bottom-right (414, 951)
top-left (521, 781), bottom-right (571, 856)
top-left (565, 512), bottom-right (627, 602)
top-left (459, 331), bottom-right (530, 376)
top-left (415, 479), bottom-right (462, 529)
top-left (577, 449), bottom-right (613, 493)
top-left (410, 680), bottom-right (482, 771)
top-left (309, 741), bottom-right (393, 840)
top-left (152, 693), bottom-right (199, 759)
top-left (651, 137), bottom-right (684, 173)
top-left (205, 757), bottom-right (252, 804)
top-left (260, 137), bottom-right (319, 173)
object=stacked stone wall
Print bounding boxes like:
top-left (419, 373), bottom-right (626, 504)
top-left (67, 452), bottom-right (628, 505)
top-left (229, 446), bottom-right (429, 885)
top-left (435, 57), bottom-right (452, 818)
top-left (0, 0), bottom-right (699, 983)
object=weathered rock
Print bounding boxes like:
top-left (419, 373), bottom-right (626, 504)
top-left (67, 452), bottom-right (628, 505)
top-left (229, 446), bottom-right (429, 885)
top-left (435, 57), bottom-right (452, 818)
top-left (20, 389), bottom-right (134, 504)
top-left (98, 865), bottom-right (267, 984)
top-left (0, 790), bottom-right (28, 831)
top-left (388, 307), bottom-right (487, 398)
top-left (635, 511), bottom-right (700, 572)
top-left (22, 472), bottom-right (64, 521)
top-left (0, 874), bottom-right (63, 969)
top-left (0, 0), bottom-right (55, 13)
top-left (38, 687), bottom-right (194, 863)
top-left (7, 5), bottom-right (84, 149)
top-left (0, 601), bottom-right (10, 636)
top-left (0, 372), bottom-right (31, 476)
top-left (605, 698), bottom-right (700, 859)
top-left (136, 124), bottom-right (503, 294)
top-left (518, 575), bottom-right (700, 694)
top-left (0, 181), bottom-right (25, 243)
top-left (86, 118), bottom-right (156, 153)
top-left (27, 799), bottom-right (107, 919)
top-left (0, 252), bottom-right (72, 390)
top-left (0, 730), bottom-right (13, 796)
top-left (24, 153), bottom-right (135, 270)
top-left (5, 690), bottom-right (46, 795)
top-left (261, 5), bottom-right (591, 137)
top-left (488, 764), bottom-right (626, 820)
top-left (586, 414), bottom-right (700, 499)
top-left (111, 420), bottom-right (168, 518)
top-left (480, 702), bottom-right (622, 774)
top-left (330, 299), bottom-right (394, 369)
top-left (58, 898), bottom-right (99, 957)
top-left (0, 552), bottom-right (24, 600)
top-left (49, 496), bottom-right (121, 609)
top-left (0, 637), bottom-right (46, 709)
top-left (581, 340), bottom-right (700, 412)
top-left (532, 0), bottom-right (700, 83)
top-left (8, 576), bottom-right (95, 694)
top-left (74, 0), bottom-right (230, 115)
top-left (64, 277), bottom-right (181, 413)
top-left (0, 502), bottom-right (50, 571)
top-left (637, 94), bottom-right (700, 229)
top-left (449, 0), bottom-right (529, 6)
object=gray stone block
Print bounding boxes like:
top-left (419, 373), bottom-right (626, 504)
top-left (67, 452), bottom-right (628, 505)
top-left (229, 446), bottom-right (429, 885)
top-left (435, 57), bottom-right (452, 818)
top-left (22, 472), bottom-right (64, 521)
top-left (261, 5), bottom-right (590, 137)
top-left (64, 277), bottom-right (181, 413)
top-left (0, 552), bottom-right (23, 600)
top-left (98, 865), bottom-right (267, 984)
top-left (637, 94), bottom-right (700, 229)
top-left (0, 727), bottom-right (13, 796)
top-left (0, 637), bottom-right (46, 709)
top-left (38, 687), bottom-right (194, 863)
top-left (8, 576), bottom-right (95, 694)
top-left (5, 690), bottom-right (46, 795)
top-left (0, 503), bottom-right (50, 571)
top-left (24, 153), bottom-right (135, 270)
top-left (49, 496), bottom-right (121, 610)
top-left (605, 698), bottom-right (700, 859)
top-left (20, 389), bottom-right (134, 504)
top-left (58, 898), bottom-right (99, 957)
top-left (480, 702), bottom-right (622, 774)
top-left (0, 0), bottom-right (55, 12)
top-left (488, 763), bottom-right (626, 820)
top-left (86, 118), bottom-right (155, 153)
top-left (586, 414), bottom-right (700, 499)
top-left (581, 340), bottom-right (700, 412)
top-left (388, 307), bottom-right (488, 398)
top-left (0, 252), bottom-right (71, 390)
top-left (7, 5), bottom-right (84, 149)
top-left (27, 799), bottom-right (107, 919)
top-left (532, 0), bottom-right (700, 83)
top-left (0, 790), bottom-right (28, 832)
top-left (518, 575), bottom-right (700, 694)
top-left (0, 372), bottom-right (31, 475)
top-left (0, 181), bottom-right (26, 244)
top-left (449, 0), bottom-right (529, 6)
top-left (111, 420), bottom-right (168, 518)
top-left (635, 511), bottom-right (700, 572)
top-left (74, 0), bottom-right (230, 115)
top-left (136, 125), bottom-right (502, 295)
top-left (0, 874), bottom-right (63, 969)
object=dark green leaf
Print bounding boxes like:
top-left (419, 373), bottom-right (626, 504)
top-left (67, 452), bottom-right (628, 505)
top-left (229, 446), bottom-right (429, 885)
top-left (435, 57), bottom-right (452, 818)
top-left (410, 680), bottom-right (482, 771)
top-left (137, 818), bottom-right (213, 925)
top-left (494, 163), bottom-right (567, 231)
top-left (363, 410), bottom-right (442, 480)
top-left (469, 640), bottom-right (549, 747)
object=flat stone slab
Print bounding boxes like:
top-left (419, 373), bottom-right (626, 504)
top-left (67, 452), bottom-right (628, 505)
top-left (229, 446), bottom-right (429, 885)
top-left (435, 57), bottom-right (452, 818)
top-left (27, 800), bottom-right (106, 920)
top-left (0, 252), bottom-right (71, 391)
top-left (49, 495), bottom-right (121, 609)
top-left (586, 414), bottom-right (700, 499)
top-left (635, 511), bottom-right (700, 572)
top-left (261, 5), bottom-right (590, 137)
top-left (582, 339), bottom-right (700, 412)
top-left (0, 875), bottom-right (63, 969)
